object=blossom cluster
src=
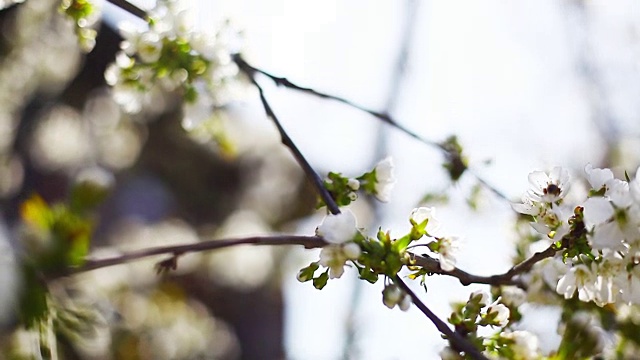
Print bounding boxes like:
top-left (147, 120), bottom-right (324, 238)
top-left (105, 0), bottom-right (242, 127)
top-left (444, 290), bottom-right (539, 360)
top-left (299, 176), bottom-right (461, 313)
top-left (513, 164), bottom-right (640, 307)
top-left (60, 0), bottom-right (99, 52)
top-left (321, 156), bottom-right (397, 208)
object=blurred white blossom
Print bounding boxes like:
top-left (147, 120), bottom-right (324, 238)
top-left (316, 210), bottom-right (358, 244)
top-left (373, 156), bottom-right (396, 202)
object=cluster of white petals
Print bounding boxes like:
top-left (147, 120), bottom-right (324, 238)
top-left (105, 0), bottom-right (242, 126)
top-left (498, 331), bottom-right (540, 360)
top-left (410, 207), bottom-right (459, 271)
top-left (485, 300), bottom-right (510, 327)
top-left (382, 284), bottom-right (411, 311)
top-left (517, 165), bottom-right (640, 306)
top-left (316, 210), bottom-right (358, 244)
top-left (410, 206), bottom-right (441, 236)
top-left (435, 236), bottom-right (459, 271)
top-left (373, 157), bottom-right (396, 202)
top-left (512, 166), bottom-right (572, 239)
top-left (315, 210), bottom-right (361, 279)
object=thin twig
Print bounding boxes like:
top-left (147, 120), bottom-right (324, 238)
top-left (60, 235), bottom-right (327, 277)
top-left (232, 55), bottom-right (512, 203)
top-left (239, 66), bottom-right (341, 215)
top-left (233, 54), bottom-right (441, 151)
top-left (105, 0), bottom-right (147, 19)
top-left (53, 235), bottom-right (557, 288)
top-left (412, 245), bottom-right (558, 287)
top-left (395, 276), bottom-right (489, 360)
top-left (468, 168), bottom-right (511, 202)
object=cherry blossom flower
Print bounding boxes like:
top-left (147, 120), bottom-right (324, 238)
top-left (470, 290), bottom-right (491, 307)
top-left (556, 263), bottom-right (597, 302)
top-left (485, 301), bottom-right (510, 327)
top-left (501, 331), bottom-right (540, 360)
top-left (382, 284), bottom-right (411, 311)
top-left (409, 206), bottom-right (441, 237)
top-left (434, 236), bottom-right (459, 271)
top-left (583, 180), bottom-right (640, 251)
top-left (585, 164), bottom-right (615, 192)
top-left (500, 286), bottom-right (527, 307)
top-left (318, 243), bottom-right (360, 279)
top-left (615, 261), bottom-right (640, 304)
top-left (316, 210), bottom-right (358, 244)
top-left (373, 156), bottom-right (396, 202)
top-left (525, 166), bottom-right (571, 204)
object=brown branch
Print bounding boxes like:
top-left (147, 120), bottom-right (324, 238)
top-left (233, 54), bottom-right (441, 150)
top-left (232, 55), bottom-right (512, 204)
top-left (105, 0), bottom-right (147, 19)
top-left (411, 245), bottom-right (558, 287)
top-left (60, 235), bottom-right (326, 277)
top-left (395, 276), bottom-right (489, 360)
top-left (237, 64), bottom-right (341, 215)
top-left (55, 232), bottom-right (556, 289)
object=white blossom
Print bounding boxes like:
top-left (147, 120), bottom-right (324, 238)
top-left (440, 347), bottom-right (462, 360)
top-left (409, 206), bottom-right (441, 237)
top-left (373, 156), bottom-right (396, 202)
top-left (616, 263), bottom-right (640, 304)
top-left (525, 166), bottom-right (571, 204)
top-left (511, 197), bottom-right (543, 216)
top-left (382, 284), bottom-right (402, 309)
top-left (347, 178), bottom-right (360, 191)
top-left (318, 246), bottom-right (345, 279)
top-left (585, 164), bottom-right (615, 192)
top-left (382, 284), bottom-right (411, 311)
top-left (137, 32), bottom-right (163, 63)
top-left (501, 331), bottom-right (540, 360)
top-left (342, 242), bottom-right (361, 260)
top-left (398, 294), bottom-right (412, 311)
top-left (316, 210), bottom-right (358, 244)
top-left (436, 236), bottom-right (459, 271)
top-left (500, 286), bottom-right (527, 307)
top-left (556, 263), bottom-right (597, 302)
top-left (470, 290), bottom-right (491, 307)
top-left (485, 301), bottom-right (510, 327)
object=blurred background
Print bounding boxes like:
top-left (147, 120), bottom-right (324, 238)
top-left (0, 0), bottom-right (640, 359)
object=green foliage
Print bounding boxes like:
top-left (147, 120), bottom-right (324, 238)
top-left (313, 271), bottom-right (329, 290)
top-left (16, 186), bottom-right (109, 332)
top-left (21, 195), bottom-right (92, 270)
top-left (59, 0), bottom-right (97, 52)
top-left (320, 172), bottom-right (358, 208)
top-left (440, 135), bottom-right (468, 182)
top-left (18, 264), bottom-right (49, 329)
top-left (418, 191), bottom-right (449, 207)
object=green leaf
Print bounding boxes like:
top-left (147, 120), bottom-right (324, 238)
top-left (20, 195), bottom-right (53, 231)
top-left (297, 263), bottom-right (319, 282)
top-left (392, 234), bottom-right (413, 253)
top-left (440, 135), bottom-right (468, 182)
top-left (418, 192), bottom-right (449, 206)
top-left (19, 264), bottom-right (49, 329)
top-left (313, 271), bottom-right (329, 290)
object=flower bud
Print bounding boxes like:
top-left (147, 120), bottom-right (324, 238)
top-left (342, 242), bottom-right (361, 260)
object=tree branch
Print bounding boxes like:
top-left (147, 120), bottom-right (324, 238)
top-left (232, 54), bottom-right (511, 203)
top-left (54, 231), bottom-right (556, 290)
top-left (233, 54), bottom-right (440, 149)
top-left (105, 0), bottom-right (147, 20)
top-left (411, 245), bottom-right (558, 287)
top-left (238, 65), bottom-right (342, 215)
top-left (395, 276), bottom-right (489, 360)
top-left (60, 235), bottom-right (327, 277)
